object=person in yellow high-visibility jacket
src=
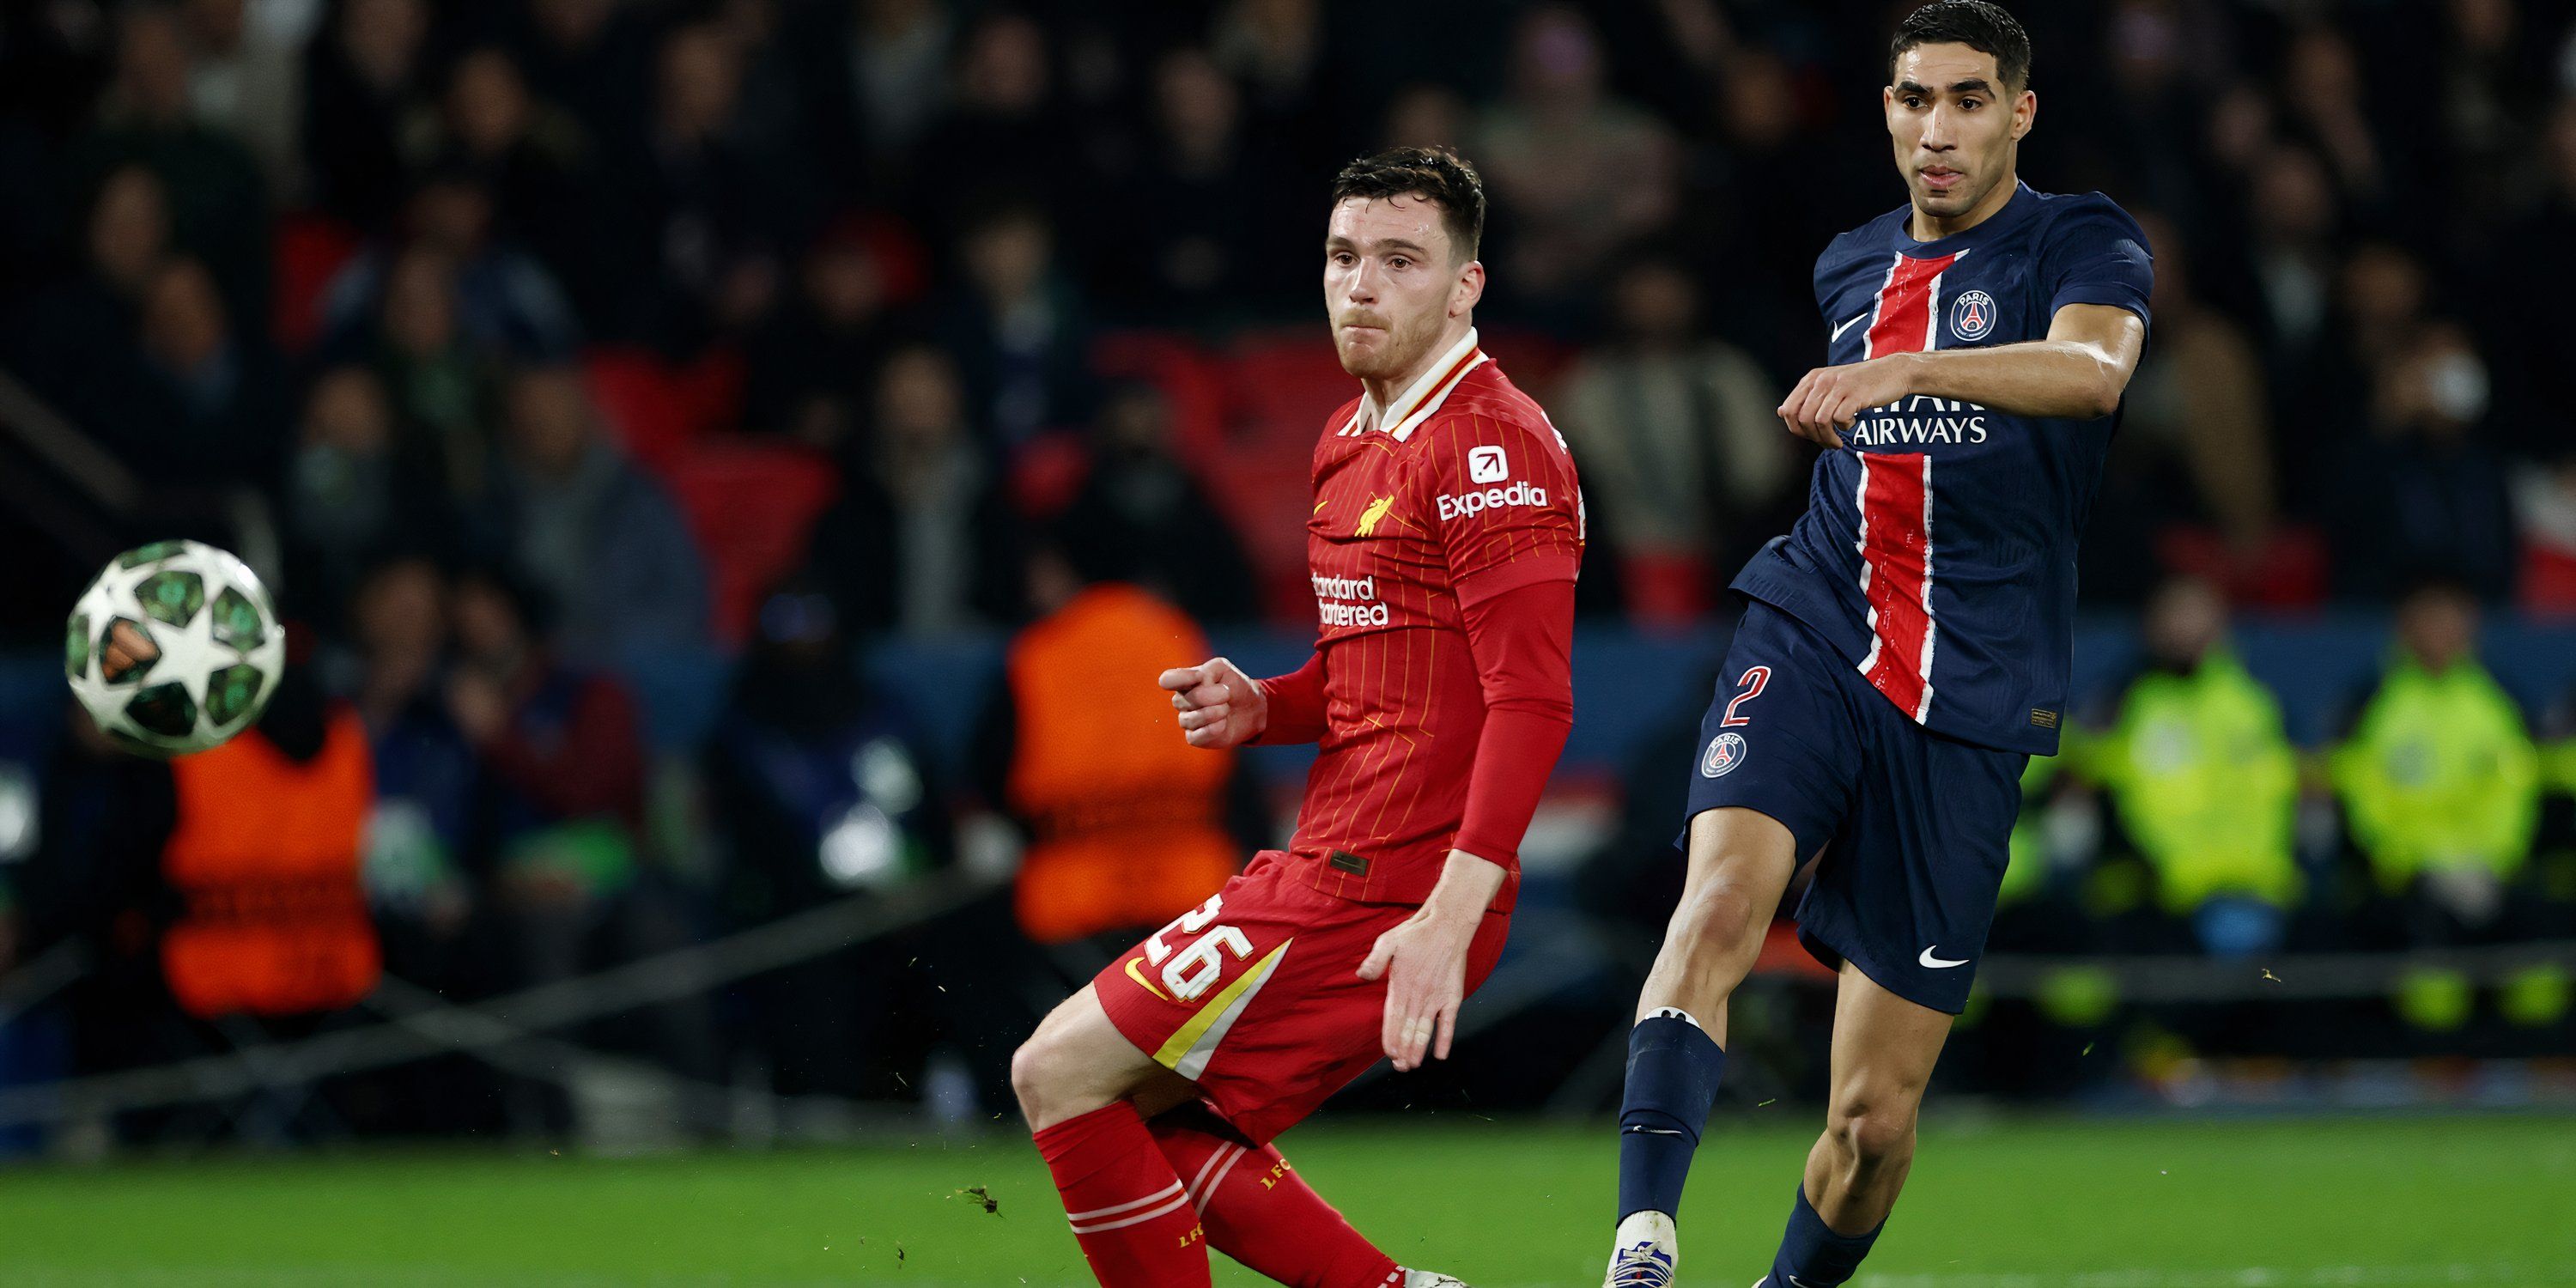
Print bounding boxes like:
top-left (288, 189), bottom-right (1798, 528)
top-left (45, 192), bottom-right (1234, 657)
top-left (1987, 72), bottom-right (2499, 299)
top-left (2088, 578), bottom-right (2301, 957)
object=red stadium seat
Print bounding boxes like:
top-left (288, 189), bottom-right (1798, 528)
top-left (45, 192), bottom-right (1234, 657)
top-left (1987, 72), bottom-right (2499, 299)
top-left (2520, 542), bottom-right (2576, 616)
top-left (2155, 523), bottom-right (2329, 610)
top-left (1091, 331), bottom-right (1229, 470)
top-left (663, 441), bottom-right (841, 646)
top-left (583, 347), bottom-right (699, 474)
top-left (270, 211), bottom-right (359, 355)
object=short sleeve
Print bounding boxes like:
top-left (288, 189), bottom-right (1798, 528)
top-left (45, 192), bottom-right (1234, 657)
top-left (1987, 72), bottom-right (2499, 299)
top-left (2041, 195), bottom-right (2154, 331)
top-left (1426, 410), bottom-right (1585, 605)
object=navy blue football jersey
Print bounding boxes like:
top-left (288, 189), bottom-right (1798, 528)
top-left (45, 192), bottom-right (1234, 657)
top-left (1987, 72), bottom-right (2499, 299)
top-left (1730, 181), bottom-right (2153, 755)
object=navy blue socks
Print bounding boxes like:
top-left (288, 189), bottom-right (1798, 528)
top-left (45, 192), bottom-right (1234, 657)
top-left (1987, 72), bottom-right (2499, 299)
top-left (1615, 1009), bottom-right (1725, 1221)
top-left (1766, 1182), bottom-right (1884, 1287)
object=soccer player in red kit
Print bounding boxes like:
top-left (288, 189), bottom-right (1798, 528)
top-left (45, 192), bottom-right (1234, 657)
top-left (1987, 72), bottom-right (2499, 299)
top-left (1008, 147), bottom-right (1583, 1288)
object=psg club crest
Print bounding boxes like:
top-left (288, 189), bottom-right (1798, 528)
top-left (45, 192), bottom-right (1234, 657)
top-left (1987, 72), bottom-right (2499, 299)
top-left (1948, 289), bottom-right (1996, 343)
top-left (1700, 732), bottom-right (1747, 779)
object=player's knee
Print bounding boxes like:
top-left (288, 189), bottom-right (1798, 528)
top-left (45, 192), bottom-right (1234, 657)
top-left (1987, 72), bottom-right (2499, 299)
top-left (1009, 1032), bottom-right (1064, 1120)
top-left (1666, 878), bottom-right (1769, 963)
top-left (1826, 1098), bottom-right (1917, 1171)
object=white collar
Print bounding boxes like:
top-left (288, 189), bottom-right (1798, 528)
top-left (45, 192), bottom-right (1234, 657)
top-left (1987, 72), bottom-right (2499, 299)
top-left (1342, 327), bottom-right (1486, 442)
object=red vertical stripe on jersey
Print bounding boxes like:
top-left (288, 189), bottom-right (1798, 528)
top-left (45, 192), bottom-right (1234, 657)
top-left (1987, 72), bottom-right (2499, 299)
top-left (1856, 453), bottom-right (1934, 720)
top-left (1862, 252), bottom-right (1960, 360)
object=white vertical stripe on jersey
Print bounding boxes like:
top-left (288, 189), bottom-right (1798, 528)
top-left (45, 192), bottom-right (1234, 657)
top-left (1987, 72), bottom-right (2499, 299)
top-left (1915, 453), bottom-right (1938, 722)
top-left (1852, 455), bottom-right (1883, 677)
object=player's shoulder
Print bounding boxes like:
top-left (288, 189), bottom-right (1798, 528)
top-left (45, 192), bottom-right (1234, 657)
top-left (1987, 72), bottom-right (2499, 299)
top-left (1419, 361), bottom-right (1564, 453)
top-left (1817, 204), bottom-right (1914, 274)
top-left (2027, 188), bottom-right (2151, 251)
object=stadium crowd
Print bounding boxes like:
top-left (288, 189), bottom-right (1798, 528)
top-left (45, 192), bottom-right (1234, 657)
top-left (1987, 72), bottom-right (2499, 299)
top-left (0, 0), bottom-right (2574, 1141)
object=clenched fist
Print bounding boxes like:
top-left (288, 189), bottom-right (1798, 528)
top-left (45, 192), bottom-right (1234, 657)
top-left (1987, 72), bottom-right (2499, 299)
top-left (1157, 657), bottom-right (1268, 750)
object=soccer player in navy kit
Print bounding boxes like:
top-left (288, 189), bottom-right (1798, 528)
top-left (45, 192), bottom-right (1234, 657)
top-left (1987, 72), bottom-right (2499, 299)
top-left (1600, 5), bottom-right (2153, 1286)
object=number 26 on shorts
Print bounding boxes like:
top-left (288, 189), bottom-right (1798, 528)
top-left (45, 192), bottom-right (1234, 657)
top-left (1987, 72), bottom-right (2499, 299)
top-left (1142, 894), bottom-right (1252, 1003)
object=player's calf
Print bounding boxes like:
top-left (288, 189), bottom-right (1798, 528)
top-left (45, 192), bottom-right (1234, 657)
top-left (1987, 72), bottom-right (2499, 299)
top-left (1607, 809), bottom-right (1800, 1288)
top-left (1017, 987), bottom-right (1215, 1288)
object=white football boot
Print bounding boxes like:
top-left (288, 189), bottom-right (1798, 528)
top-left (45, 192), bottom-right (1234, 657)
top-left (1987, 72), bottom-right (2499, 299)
top-left (1400, 1270), bottom-right (1473, 1287)
top-left (1602, 1210), bottom-right (1680, 1286)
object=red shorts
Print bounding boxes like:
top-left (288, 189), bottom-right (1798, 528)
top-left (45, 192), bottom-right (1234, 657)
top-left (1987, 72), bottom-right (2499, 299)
top-left (1092, 851), bottom-right (1511, 1145)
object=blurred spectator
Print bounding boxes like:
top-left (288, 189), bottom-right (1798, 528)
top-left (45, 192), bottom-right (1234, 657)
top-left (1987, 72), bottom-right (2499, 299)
top-left (343, 559), bottom-right (477, 920)
top-left (1382, 82), bottom-right (1470, 153)
top-left (2280, 27), bottom-right (2390, 215)
top-left (2242, 145), bottom-right (2339, 477)
top-left (703, 580), bottom-right (949, 1096)
top-left (322, 168), bottom-right (580, 363)
top-left (1553, 256), bottom-right (1786, 617)
top-left (302, 0), bottom-right (428, 229)
top-left (741, 222), bottom-right (895, 444)
top-left (2081, 577), bottom-right (2301, 957)
top-left (914, 13), bottom-right (1071, 229)
top-left (444, 565), bottom-right (645, 966)
top-left (78, 3), bottom-right (268, 325)
top-left (618, 21), bottom-right (794, 353)
top-left (361, 245), bottom-right (504, 498)
top-left (420, 48), bottom-right (602, 320)
top-left (6, 166), bottom-right (175, 452)
top-left (2118, 215), bottom-right (2276, 550)
top-left (821, 0), bottom-right (953, 172)
top-left (1054, 383), bottom-right (1258, 624)
top-left (975, 546), bottom-right (1244, 946)
top-left (179, 0), bottom-right (309, 202)
top-left (284, 367), bottom-right (443, 616)
top-left (1210, 0), bottom-right (1336, 179)
top-left (1472, 5), bottom-right (1676, 321)
top-left (939, 202), bottom-right (1092, 448)
top-left (2330, 577), bottom-right (2542, 945)
top-left (474, 366), bottom-right (710, 662)
top-left (1109, 47), bottom-right (1288, 319)
top-left (133, 254), bottom-right (281, 485)
top-left (805, 344), bottom-right (1022, 635)
top-left (508, 0), bottom-right (654, 172)
top-left (2328, 320), bottom-right (2515, 600)
top-left (2482, 98), bottom-right (2576, 461)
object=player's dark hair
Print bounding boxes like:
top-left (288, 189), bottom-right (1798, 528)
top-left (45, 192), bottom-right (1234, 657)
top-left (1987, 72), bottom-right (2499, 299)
top-left (1329, 147), bottom-right (1485, 263)
top-left (1890, 1), bottom-right (2032, 92)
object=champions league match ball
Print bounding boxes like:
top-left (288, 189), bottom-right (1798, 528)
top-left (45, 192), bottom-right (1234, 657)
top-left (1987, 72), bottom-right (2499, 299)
top-left (64, 539), bottom-right (286, 758)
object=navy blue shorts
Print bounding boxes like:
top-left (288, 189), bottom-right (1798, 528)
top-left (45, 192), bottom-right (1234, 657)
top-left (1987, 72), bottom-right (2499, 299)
top-left (1680, 599), bottom-right (2028, 1014)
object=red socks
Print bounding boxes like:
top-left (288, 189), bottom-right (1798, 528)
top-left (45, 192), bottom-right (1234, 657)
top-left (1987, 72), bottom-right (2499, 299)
top-left (1035, 1103), bottom-right (1211, 1288)
top-left (1148, 1103), bottom-right (1404, 1288)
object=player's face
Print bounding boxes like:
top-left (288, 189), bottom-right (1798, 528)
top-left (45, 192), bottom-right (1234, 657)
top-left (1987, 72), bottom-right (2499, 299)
top-left (1324, 195), bottom-right (1481, 384)
top-left (1884, 44), bottom-right (2035, 223)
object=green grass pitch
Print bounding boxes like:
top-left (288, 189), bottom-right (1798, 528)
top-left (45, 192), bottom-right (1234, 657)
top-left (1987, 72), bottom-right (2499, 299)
top-left (3, 1114), bottom-right (2571, 1286)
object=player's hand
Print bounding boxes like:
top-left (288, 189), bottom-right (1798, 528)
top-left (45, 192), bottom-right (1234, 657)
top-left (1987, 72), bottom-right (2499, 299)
top-left (1158, 657), bottom-right (1268, 750)
top-left (1357, 908), bottom-right (1475, 1072)
top-left (1777, 354), bottom-right (1919, 448)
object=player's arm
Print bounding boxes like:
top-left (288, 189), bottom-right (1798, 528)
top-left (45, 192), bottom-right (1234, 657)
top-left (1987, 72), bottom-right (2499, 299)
top-left (1777, 302), bottom-right (2145, 446)
top-left (1161, 653), bottom-right (1328, 749)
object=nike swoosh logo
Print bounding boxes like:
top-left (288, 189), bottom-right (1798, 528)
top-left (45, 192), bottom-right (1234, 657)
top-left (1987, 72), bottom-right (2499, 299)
top-left (1830, 311), bottom-right (1869, 343)
top-left (1919, 945), bottom-right (1970, 969)
top-left (1124, 957), bottom-right (1172, 1001)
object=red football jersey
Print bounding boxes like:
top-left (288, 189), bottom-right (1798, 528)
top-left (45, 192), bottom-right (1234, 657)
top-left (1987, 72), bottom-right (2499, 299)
top-left (1285, 330), bottom-right (1583, 913)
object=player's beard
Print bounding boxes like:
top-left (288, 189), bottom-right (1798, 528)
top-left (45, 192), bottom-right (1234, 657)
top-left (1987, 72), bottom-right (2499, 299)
top-left (1334, 309), bottom-right (1441, 384)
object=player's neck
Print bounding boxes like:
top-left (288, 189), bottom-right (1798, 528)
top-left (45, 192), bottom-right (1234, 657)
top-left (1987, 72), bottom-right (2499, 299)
top-left (1360, 322), bottom-right (1475, 411)
top-left (1909, 169), bottom-right (2020, 242)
